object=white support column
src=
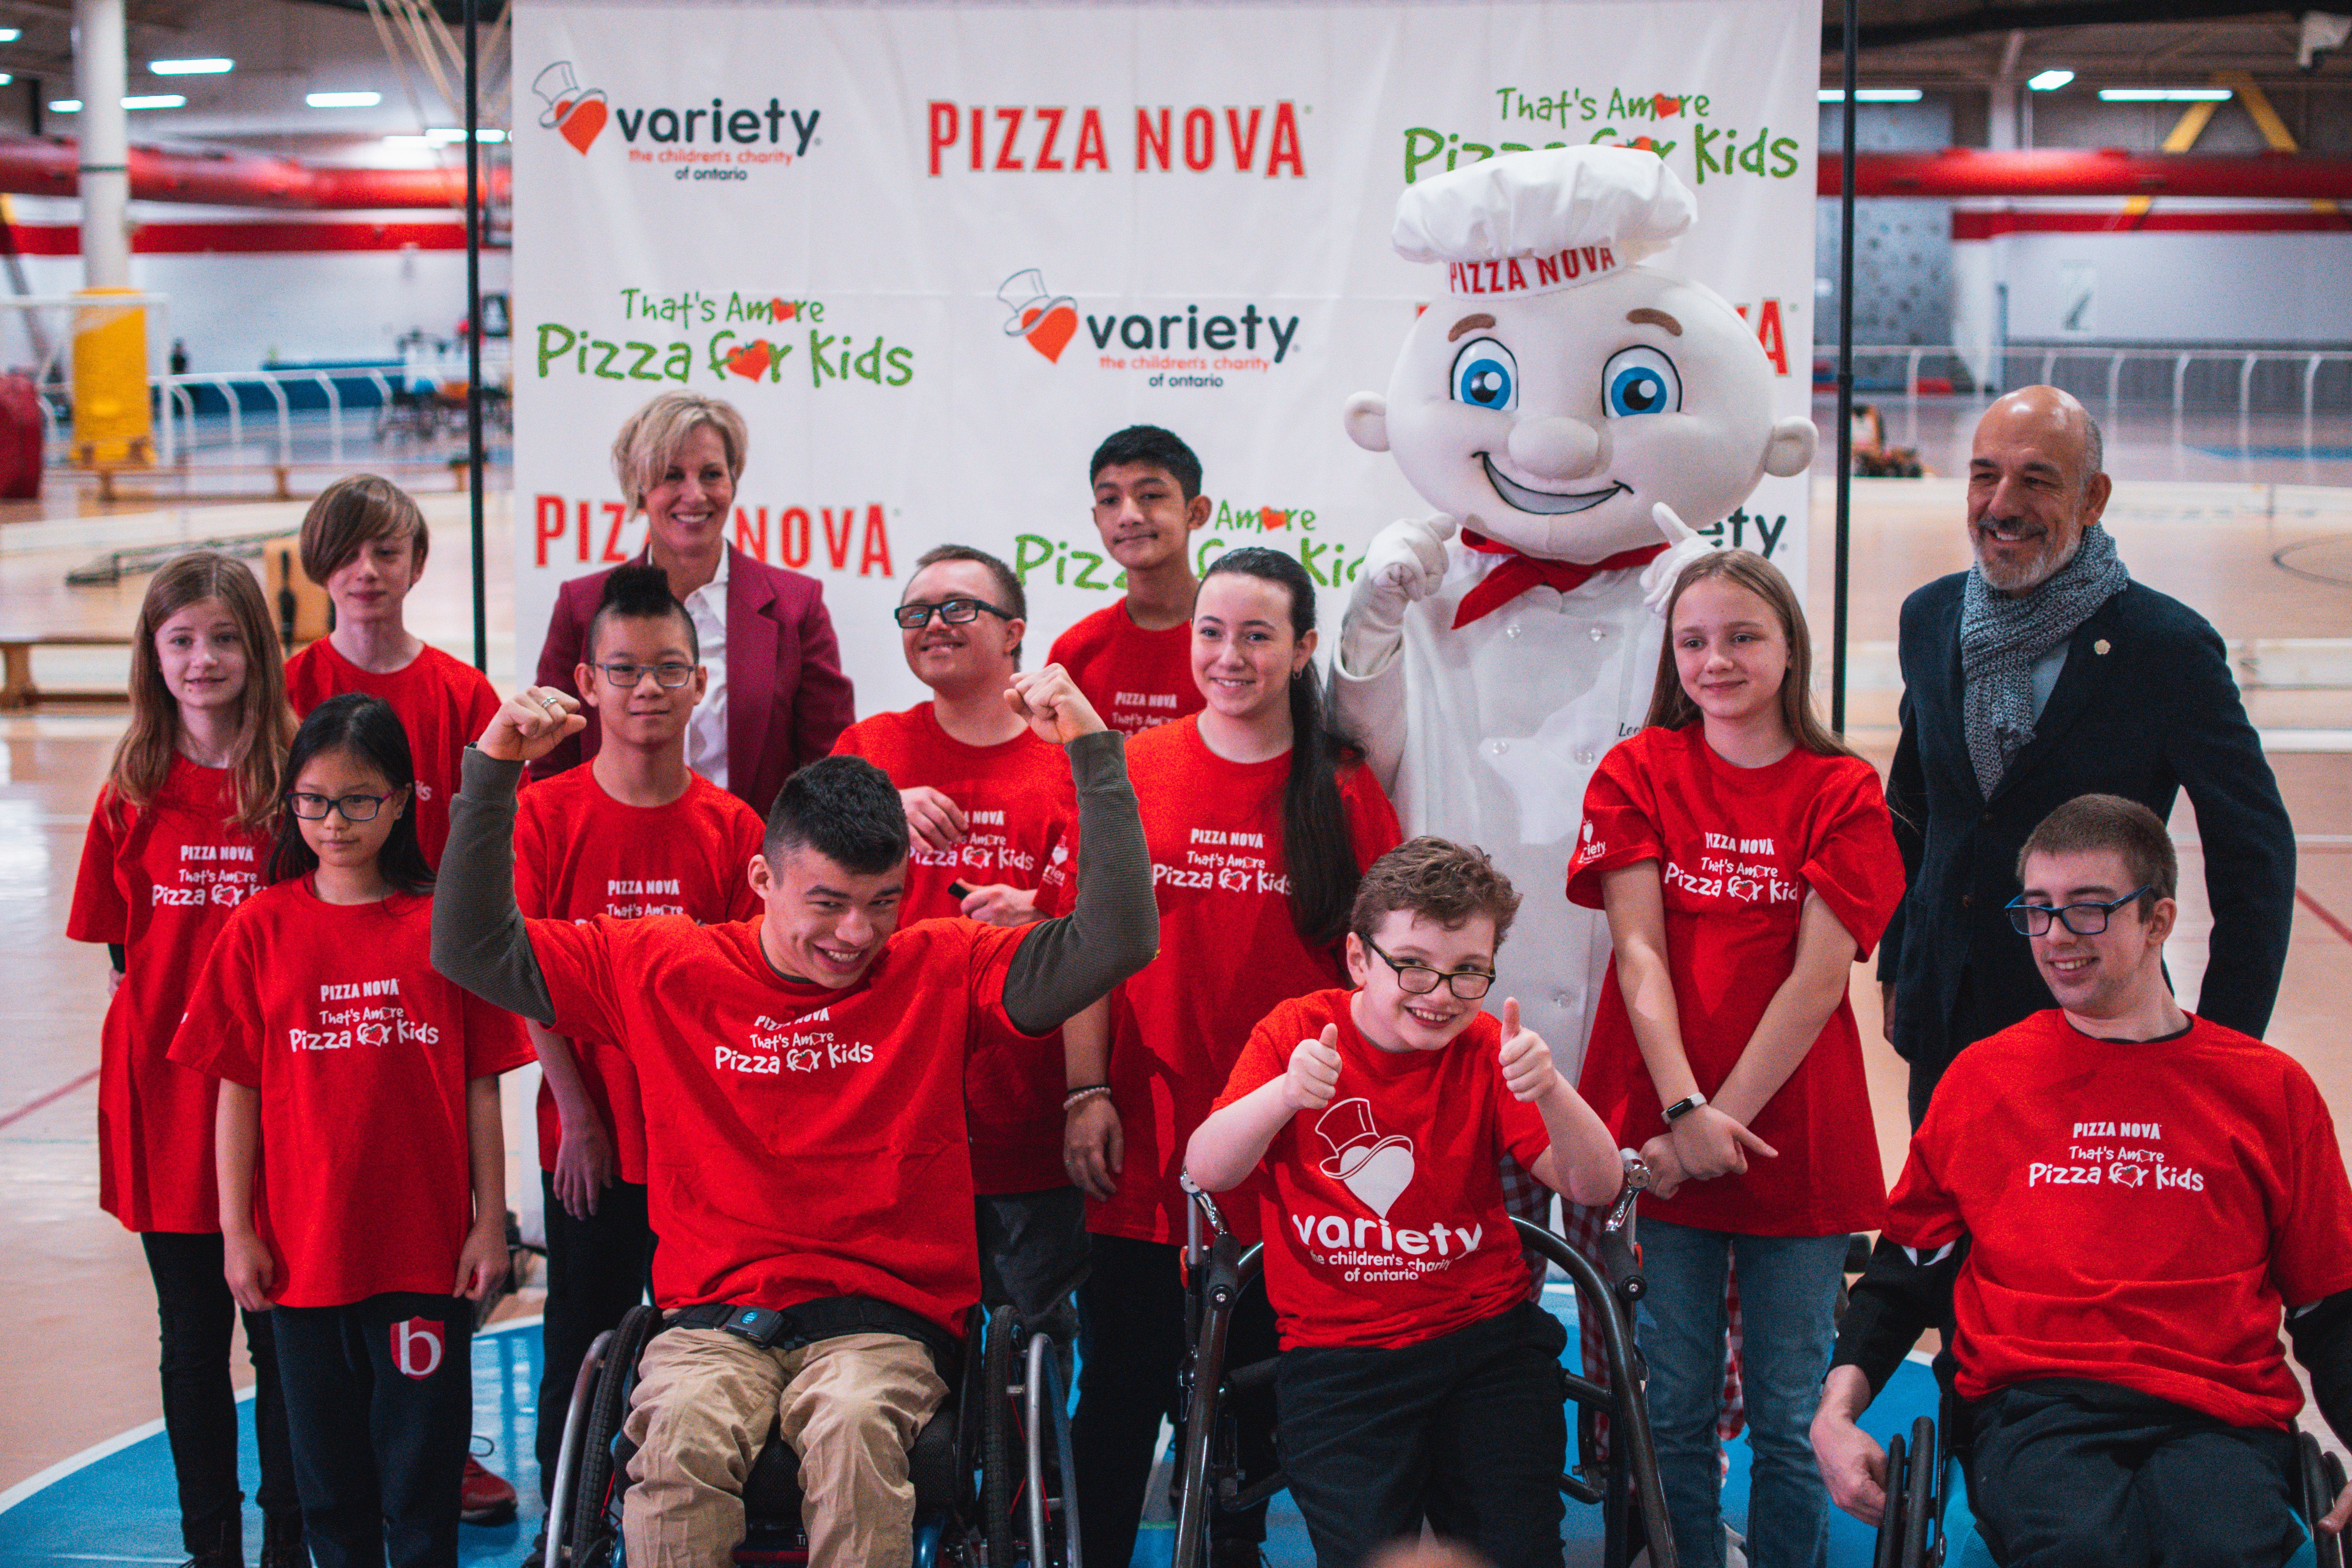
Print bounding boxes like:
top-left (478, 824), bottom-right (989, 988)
top-left (1954, 30), bottom-right (2025, 398)
top-left (73, 0), bottom-right (130, 290)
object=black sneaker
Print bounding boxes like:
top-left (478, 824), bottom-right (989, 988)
top-left (259, 1512), bottom-right (309, 1568)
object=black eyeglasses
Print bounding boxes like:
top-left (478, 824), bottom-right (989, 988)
top-left (1362, 936), bottom-right (1497, 1000)
top-left (598, 661), bottom-right (697, 689)
top-left (2005, 886), bottom-right (2153, 937)
top-left (286, 791), bottom-right (396, 823)
top-left (894, 598), bottom-right (1015, 631)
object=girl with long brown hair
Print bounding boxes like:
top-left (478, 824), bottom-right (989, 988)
top-left (67, 550), bottom-right (302, 1568)
top-left (1568, 549), bottom-right (1904, 1568)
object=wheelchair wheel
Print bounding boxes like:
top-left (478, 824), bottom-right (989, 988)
top-left (567, 1304), bottom-right (666, 1560)
top-left (1901, 1416), bottom-right (1937, 1567)
top-left (1024, 1329), bottom-right (1080, 1568)
top-left (1872, 1430), bottom-right (1908, 1568)
top-left (983, 1313), bottom-right (1020, 1568)
top-left (2300, 1432), bottom-right (2349, 1568)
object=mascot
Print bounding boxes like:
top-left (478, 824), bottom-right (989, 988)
top-left (1333, 147), bottom-right (1816, 1485)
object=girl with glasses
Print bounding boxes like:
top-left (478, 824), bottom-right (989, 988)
top-left (169, 694), bottom-right (534, 1568)
top-left (1568, 550), bottom-right (1904, 1568)
top-left (68, 550), bottom-right (303, 1568)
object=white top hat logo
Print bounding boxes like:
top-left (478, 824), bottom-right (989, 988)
top-left (1315, 1098), bottom-right (1417, 1218)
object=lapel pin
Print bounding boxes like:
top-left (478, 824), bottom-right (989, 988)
top-left (2094, 639), bottom-right (2111, 655)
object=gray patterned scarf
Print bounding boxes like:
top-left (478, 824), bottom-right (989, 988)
top-left (1959, 524), bottom-right (2130, 798)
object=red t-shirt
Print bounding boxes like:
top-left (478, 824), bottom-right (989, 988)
top-left (67, 756), bottom-right (269, 1233)
top-left (1091, 716), bottom-right (1402, 1247)
top-left (284, 638), bottom-right (502, 871)
top-left (1048, 603), bottom-right (1205, 737)
top-left (1568, 725), bottom-right (1903, 1238)
top-left (832, 704), bottom-right (1078, 1194)
top-left (526, 912), bottom-right (1044, 1333)
top-left (1213, 989), bottom-right (1550, 1350)
top-left (1887, 1011), bottom-right (2352, 1430)
top-left (167, 882), bottom-right (535, 1307)
top-left (514, 766), bottom-right (765, 1183)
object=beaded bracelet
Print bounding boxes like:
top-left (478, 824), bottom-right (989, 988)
top-left (1063, 1084), bottom-right (1112, 1111)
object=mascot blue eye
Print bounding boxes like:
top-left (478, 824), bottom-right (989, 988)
top-left (1603, 346), bottom-right (1681, 417)
top-left (1449, 337), bottom-right (1518, 412)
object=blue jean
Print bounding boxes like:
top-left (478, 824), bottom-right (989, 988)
top-left (1635, 1219), bottom-right (1848, 1568)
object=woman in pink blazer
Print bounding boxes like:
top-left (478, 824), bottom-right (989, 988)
top-left (532, 391), bottom-right (855, 814)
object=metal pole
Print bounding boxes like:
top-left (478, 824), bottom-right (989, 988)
top-left (1833, 0), bottom-right (1858, 735)
top-left (72, 0), bottom-right (130, 291)
top-left (465, 0), bottom-right (487, 673)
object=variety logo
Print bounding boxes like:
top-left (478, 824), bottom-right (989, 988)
top-left (1316, 1099), bottom-right (1416, 1217)
top-left (534, 61), bottom-right (609, 155)
top-left (999, 270), bottom-right (1078, 364)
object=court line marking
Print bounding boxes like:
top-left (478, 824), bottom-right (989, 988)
top-left (0, 1315), bottom-right (544, 1516)
top-left (2299, 888), bottom-right (2352, 949)
top-left (0, 1069), bottom-right (98, 1132)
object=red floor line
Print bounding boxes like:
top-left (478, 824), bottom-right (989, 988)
top-left (2299, 887), bottom-right (2352, 949)
top-left (0, 1067), bottom-right (98, 1132)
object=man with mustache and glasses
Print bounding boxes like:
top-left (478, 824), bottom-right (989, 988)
top-left (1877, 385), bottom-right (2294, 1125)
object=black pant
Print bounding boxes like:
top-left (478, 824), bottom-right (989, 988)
top-left (1074, 1233), bottom-right (1279, 1568)
top-left (1969, 1379), bottom-right (2306, 1568)
top-left (1277, 1302), bottom-right (1568, 1568)
top-left (274, 1293), bottom-right (474, 1568)
top-left (533, 1172), bottom-right (655, 1503)
top-left (142, 1231), bottom-right (303, 1555)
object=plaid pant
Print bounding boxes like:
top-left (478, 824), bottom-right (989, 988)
top-left (1501, 1155), bottom-right (1745, 1451)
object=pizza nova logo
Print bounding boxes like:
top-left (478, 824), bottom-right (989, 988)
top-left (532, 60), bottom-right (822, 178)
top-left (928, 101), bottom-right (1306, 177)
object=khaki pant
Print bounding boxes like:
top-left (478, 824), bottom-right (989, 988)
top-left (621, 1328), bottom-right (947, 1568)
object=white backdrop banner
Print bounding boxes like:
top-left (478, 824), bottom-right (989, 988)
top-left (511, 0), bottom-right (1821, 711)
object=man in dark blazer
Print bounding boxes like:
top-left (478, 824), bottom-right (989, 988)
top-left (533, 541), bottom-right (856, 818)
top-left (1879, 385), bottom-right (2295, 1125)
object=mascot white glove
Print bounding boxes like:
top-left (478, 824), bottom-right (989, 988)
top-left (1339, 513), bottom-right (1458, 678)
top-left (1639, 503), bottom-right (1715, 615)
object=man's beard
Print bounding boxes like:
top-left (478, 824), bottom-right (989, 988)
top-left (1973, 521), bottom-right (2081, 594)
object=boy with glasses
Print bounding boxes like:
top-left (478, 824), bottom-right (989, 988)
top-left (512, 564), bottom-right (766, 1561)
top-left (1186, 837), bottom-right (1624, 1568)
top-left (834, 544), bottom-right (1088, 1320)
top-left (1813, 793), bottom-right (2352, 1567)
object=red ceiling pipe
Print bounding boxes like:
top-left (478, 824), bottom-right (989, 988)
top-left (1818, 148), bottom-right (2352, 199)
top-left (0, 133), bottom-right (510, 208)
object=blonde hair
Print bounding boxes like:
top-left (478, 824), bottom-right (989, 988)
top-left (1643, 549), bottom-right (1854, 759)
top-left (109, 550), bottom-right (295, 833)
top-left (610, 391), bottom-right (749, 516)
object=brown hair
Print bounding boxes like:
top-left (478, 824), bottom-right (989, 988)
top-left (611, 390), bottom-right (749, 516)
top-left (1643, 549), bottom-right (1854, 759)
top-left (1349, 836), bottom-right (1524, 949)
top-left (910, 543), bottom-right (1026, 662)
top-left (2017, 793), bottom-right (2176, 915)
top-left (298, 474), bottom-right (428, 586)
top-left (109, 550), bottom-right (294, 833)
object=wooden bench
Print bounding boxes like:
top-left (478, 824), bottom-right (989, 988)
top-left (0, 633), bottom-right (133, 709)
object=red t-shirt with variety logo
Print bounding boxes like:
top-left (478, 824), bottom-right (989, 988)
top-left (1048, 603), bottom-right (1205, 737)
top-left (1213, 989), bottom-right (1551, 1350)
top-left (514, 766), bottom-right (765, 1183)
top-left (1568, 725), bottom-right (1903, 1238)
top-left (68, 757), bottom-right (270, 1233)
top-left (167, 883), bottom-right (535, 1307)
top-left (832, 704), bottom-right (1078, 1194)
top-left (1886, 1011), bottom-right (2352, 1429)
top-left (284, 638), bottom-right (502, 871)
top-left (526, 911), bottom-right (1043, 1333)
top-left (1091, 716), bottom-right (1403, 1247)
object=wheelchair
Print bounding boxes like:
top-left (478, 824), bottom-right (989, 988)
top-left (1168, 1159), bottom-right (1678, 1568)
top-left (1872, 1393), bottom-right (2352, 1568)
top-left (542, 1293), bottom-right (1078, 1568)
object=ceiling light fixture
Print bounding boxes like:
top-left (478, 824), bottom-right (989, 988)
top-left (307, 91), bottom-right (382, 109)
top-left (2028, 69), bottom-right (2075, 91)
top-left (2099, 87), bottom-right (2232, 101)
top-left (1819, 88), bottom-right (1925, 103)
top-left (151, 59), bottom-right (233, 76)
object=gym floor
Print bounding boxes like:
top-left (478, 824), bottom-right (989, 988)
top-left (3, 398), bottom-right (2349, 1565)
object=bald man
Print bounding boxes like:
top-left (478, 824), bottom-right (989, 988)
top-left (1877, 387), bottom-right (2295, 1124)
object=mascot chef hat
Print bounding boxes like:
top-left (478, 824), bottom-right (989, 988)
top-left (1393, 144), bottom-right (1697, 301)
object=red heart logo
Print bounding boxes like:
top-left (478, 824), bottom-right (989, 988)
top-left (725, 339), bottom-right (773, 380)
top-left (1259, 507), bottom-right (1290, 530)
top-left (1023, 302), bottom-right (1077, 363)
top-left (772, 298), bottom-right (796, 321)
top-left (1652, 94), bottom-right (1682, 118)
top-left (1630, 136), bottom-right (1659, 153)
top-left (558, 97), bottom-right (607, 154)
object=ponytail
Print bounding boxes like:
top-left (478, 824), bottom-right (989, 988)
top-left (1203, 548), bottom-right (1361, 950)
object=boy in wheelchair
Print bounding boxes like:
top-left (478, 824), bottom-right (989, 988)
top-left (433, 670), bottom-right (1156, 1568)
top-left (1810, 795), bottom-right (2352, 1567)
top-left (1184, 838), bottom-right (1628, 1568)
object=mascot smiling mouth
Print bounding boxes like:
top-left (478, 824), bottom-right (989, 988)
top-left (1478, 454), bottom-right (1628, 516)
